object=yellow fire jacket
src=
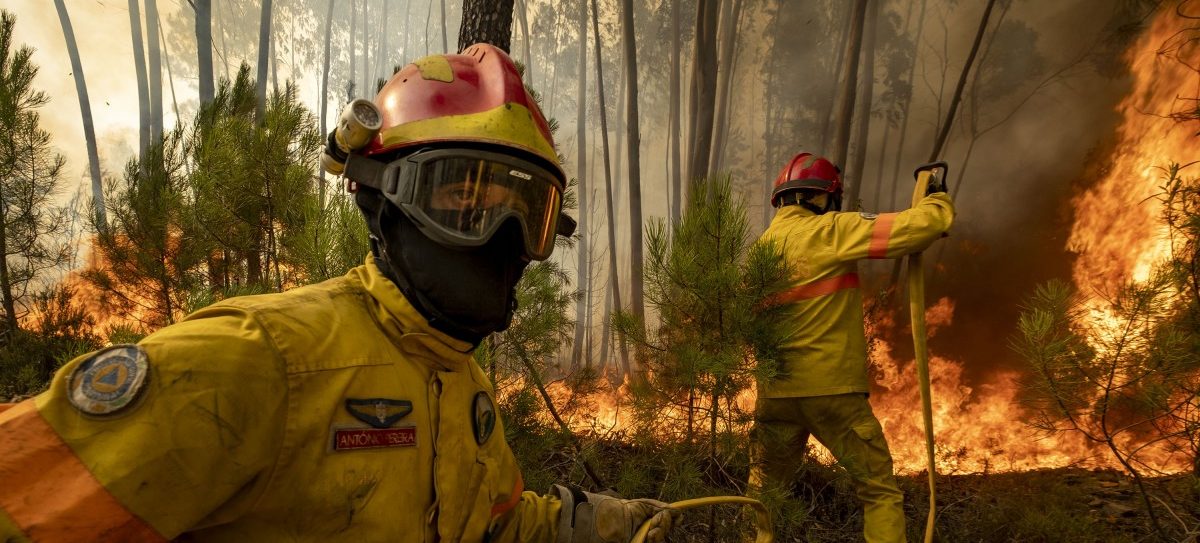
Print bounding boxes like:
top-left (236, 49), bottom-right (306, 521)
top-left (0, 257), bottom-right (560, 542)
top-left (759, 193), bottom-right (955, 398)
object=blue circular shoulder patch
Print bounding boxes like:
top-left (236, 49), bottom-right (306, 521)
top-left (68, 345), bottom-right (150, 416)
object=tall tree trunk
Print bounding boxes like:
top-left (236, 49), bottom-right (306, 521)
top-left (888, 0), bottom-right (927, 209)
top-left (572, 0), bottom-right (589, 369)
top-left (145, 0), bottom-right (164, 142)
top-left (517, 0), bottom-right (532, 83)
top-left (441, 0), bottom-right (449, 52)
top-left (0, 183), bottom-right (17, 333)
top-left (591, 0), bottom-right (630, 377)
top-left (128, 0), bottom-right (150, 160)
top-left (927, 0), bottom-right (997, 162)
top-left (158, 13), bottom-right (181, 125)
top-left (844, 0), bottom-right (879, 209)
top-left (270, 24), bottom-right (279, 94)
top-left (195, 0), bottom-right (215, 106)
top-left (363, 0), bottom-right (370, 93)
top-left (403, 0), bottom-right (412, 59)
top-left (686, 0), bottom-right (719, 184)
top-left (829, 0), bottom-right (868, 167)
top-left (52, 0), bottom-right (106, 227)
top-left (215, 0), bottom-right (231, 79)
top-left (620, 0), bottom-right (646, 335)
top-left (669, 0), bottom-right (682, 226)
top-left (380, 0), bottom-right (390, 79)
top-left (819, 5), bottom-right (853, 152)
top-left (706, 0), bottom-right (744, 175)
top-left (320, 0), bottom-right (336, 201)
top-left (872, 0), bottom-right (915, 209)
top-left (458, 0), bottom-right (515, 52)
top-left (350, 0), bottom-right (357, 98)
top-left (256, 0), bottom-right (273, 123)
top-left (548, 17), bottom-right (564, 117)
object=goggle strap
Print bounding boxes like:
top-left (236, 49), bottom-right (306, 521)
top-left (345, 154), bottom-right (389, 193)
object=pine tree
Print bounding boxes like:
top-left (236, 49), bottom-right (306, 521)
top-left (189, 65), bottom-right (323, 291)
top-left (614, 174), bottom-right (790, 466)
top-left (85, 128), bottom-right (206, 330)
top-left (0, 11), bottom-right (72, 335)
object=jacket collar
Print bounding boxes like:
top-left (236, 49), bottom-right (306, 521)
top-left (349, 256), bottom-right (475, 372)
top-left (774, 204), bottom-right (819, 222)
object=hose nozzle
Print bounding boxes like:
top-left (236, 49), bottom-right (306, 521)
top-left (322, 99), bottom-right (383, 175)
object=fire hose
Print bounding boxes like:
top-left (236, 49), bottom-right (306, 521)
top-left (910, 161), bottom-right (947, 543)
top-left (630, 496), bottom-right (773, 543)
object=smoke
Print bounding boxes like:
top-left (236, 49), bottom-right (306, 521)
top-left (6, 0), bottom-right (1161, 395)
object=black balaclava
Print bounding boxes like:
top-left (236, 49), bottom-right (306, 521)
top-left (355, 187), bottom-right (529, 346)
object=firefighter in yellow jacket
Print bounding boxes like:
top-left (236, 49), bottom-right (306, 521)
top-left (750, 152), bottom-right (954, 543)
top-left (0, 44), bottom-right (678, 543)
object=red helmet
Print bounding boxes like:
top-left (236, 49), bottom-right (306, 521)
top-left (339, 44), bottom-right (573, 261)
top-left (364, 43), bottom-right (564, 184)
top-left (770, 152), bottom-right (842, 208)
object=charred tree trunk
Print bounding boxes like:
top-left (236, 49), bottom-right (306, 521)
top-left (362, 0), bottom-right (369, 93)
top-left (441, 0), bottom-right (449, 53)
top-left (158, 13), bottom-right (181, 127)
top-left (403, 0), bottom-right (412, 58)
top-left (194, 0), bottom-right (214, 106)
top-left (888, 0), bottom-right (927, 209)
top-left (830, 0), bottom-right (868, 168)
top-left (669, 0), bottom-right (682, 226)
top-left (350, 0), bottom-right (357, 98)
top-left (591, 0), bottom-right (630, 377)
top-left (517, 0), bottom-right (532, 83)
top-left (0, 183), bottom-right (17, 333)
top-left (458, 0), bottom-right (515, 52)
top-left (52, 0), bottom-right (106, 227)
top-left (844, 0), bottom-right (879, 210)
top-left (572, 0), bottom-right (589, 369)
top-left (620, 0), bottom-right (646, 337)
top-left (819, 5), bottom-right (853, 152)
top-left (255, 0), bottom-right (273, 123)
top-left (380, 1), bottom-right (390, 77)
top-left (145, 0), bottom-right (164, 142)
top-left (128, 0), bottom-right (150, 160)
top-left (686, 0), bottom-right (719, 184)
top-left (707, 0), bottom-right (744, 175)
top-left (870, 0), bottom-right (915, 209)
top-left (320, 0), bottom-right (336, 200)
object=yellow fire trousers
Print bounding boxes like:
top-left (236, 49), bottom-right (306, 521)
top-left (749, 393), bottom-right (905, 543)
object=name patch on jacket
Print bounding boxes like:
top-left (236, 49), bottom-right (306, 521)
top-left (332, 427), bottom-right (416, 451)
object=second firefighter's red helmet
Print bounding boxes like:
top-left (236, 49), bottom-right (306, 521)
top-left (770, 152), bottom-right (842, 208)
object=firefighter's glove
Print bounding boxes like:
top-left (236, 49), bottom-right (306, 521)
top-left (552, 485), bottom-right (681, 543)
top-left (925, 174), bottom-right (948, 196)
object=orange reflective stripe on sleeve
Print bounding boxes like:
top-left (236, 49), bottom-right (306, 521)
top-left (775, 273), bottom-right (860, 305)
top-left (0, 401), bottom-right (166, 542)
top-left (0, 403), bottom-right (13, 415)
top-left (867, 213), bottom-right (898, 259)
top-left (490, 471), bottom-right (524, 518)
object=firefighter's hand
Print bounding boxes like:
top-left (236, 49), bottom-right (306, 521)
top-left (925, 174), bottom-right (948, 196)
top-left (552, 485), bottom-right (681, 543)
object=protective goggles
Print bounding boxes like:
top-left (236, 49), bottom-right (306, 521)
top-left (346, 148), bottom-right (571, 260)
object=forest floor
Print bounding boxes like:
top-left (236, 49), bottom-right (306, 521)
top-left (769, 467), bottom-right (1200, 542)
